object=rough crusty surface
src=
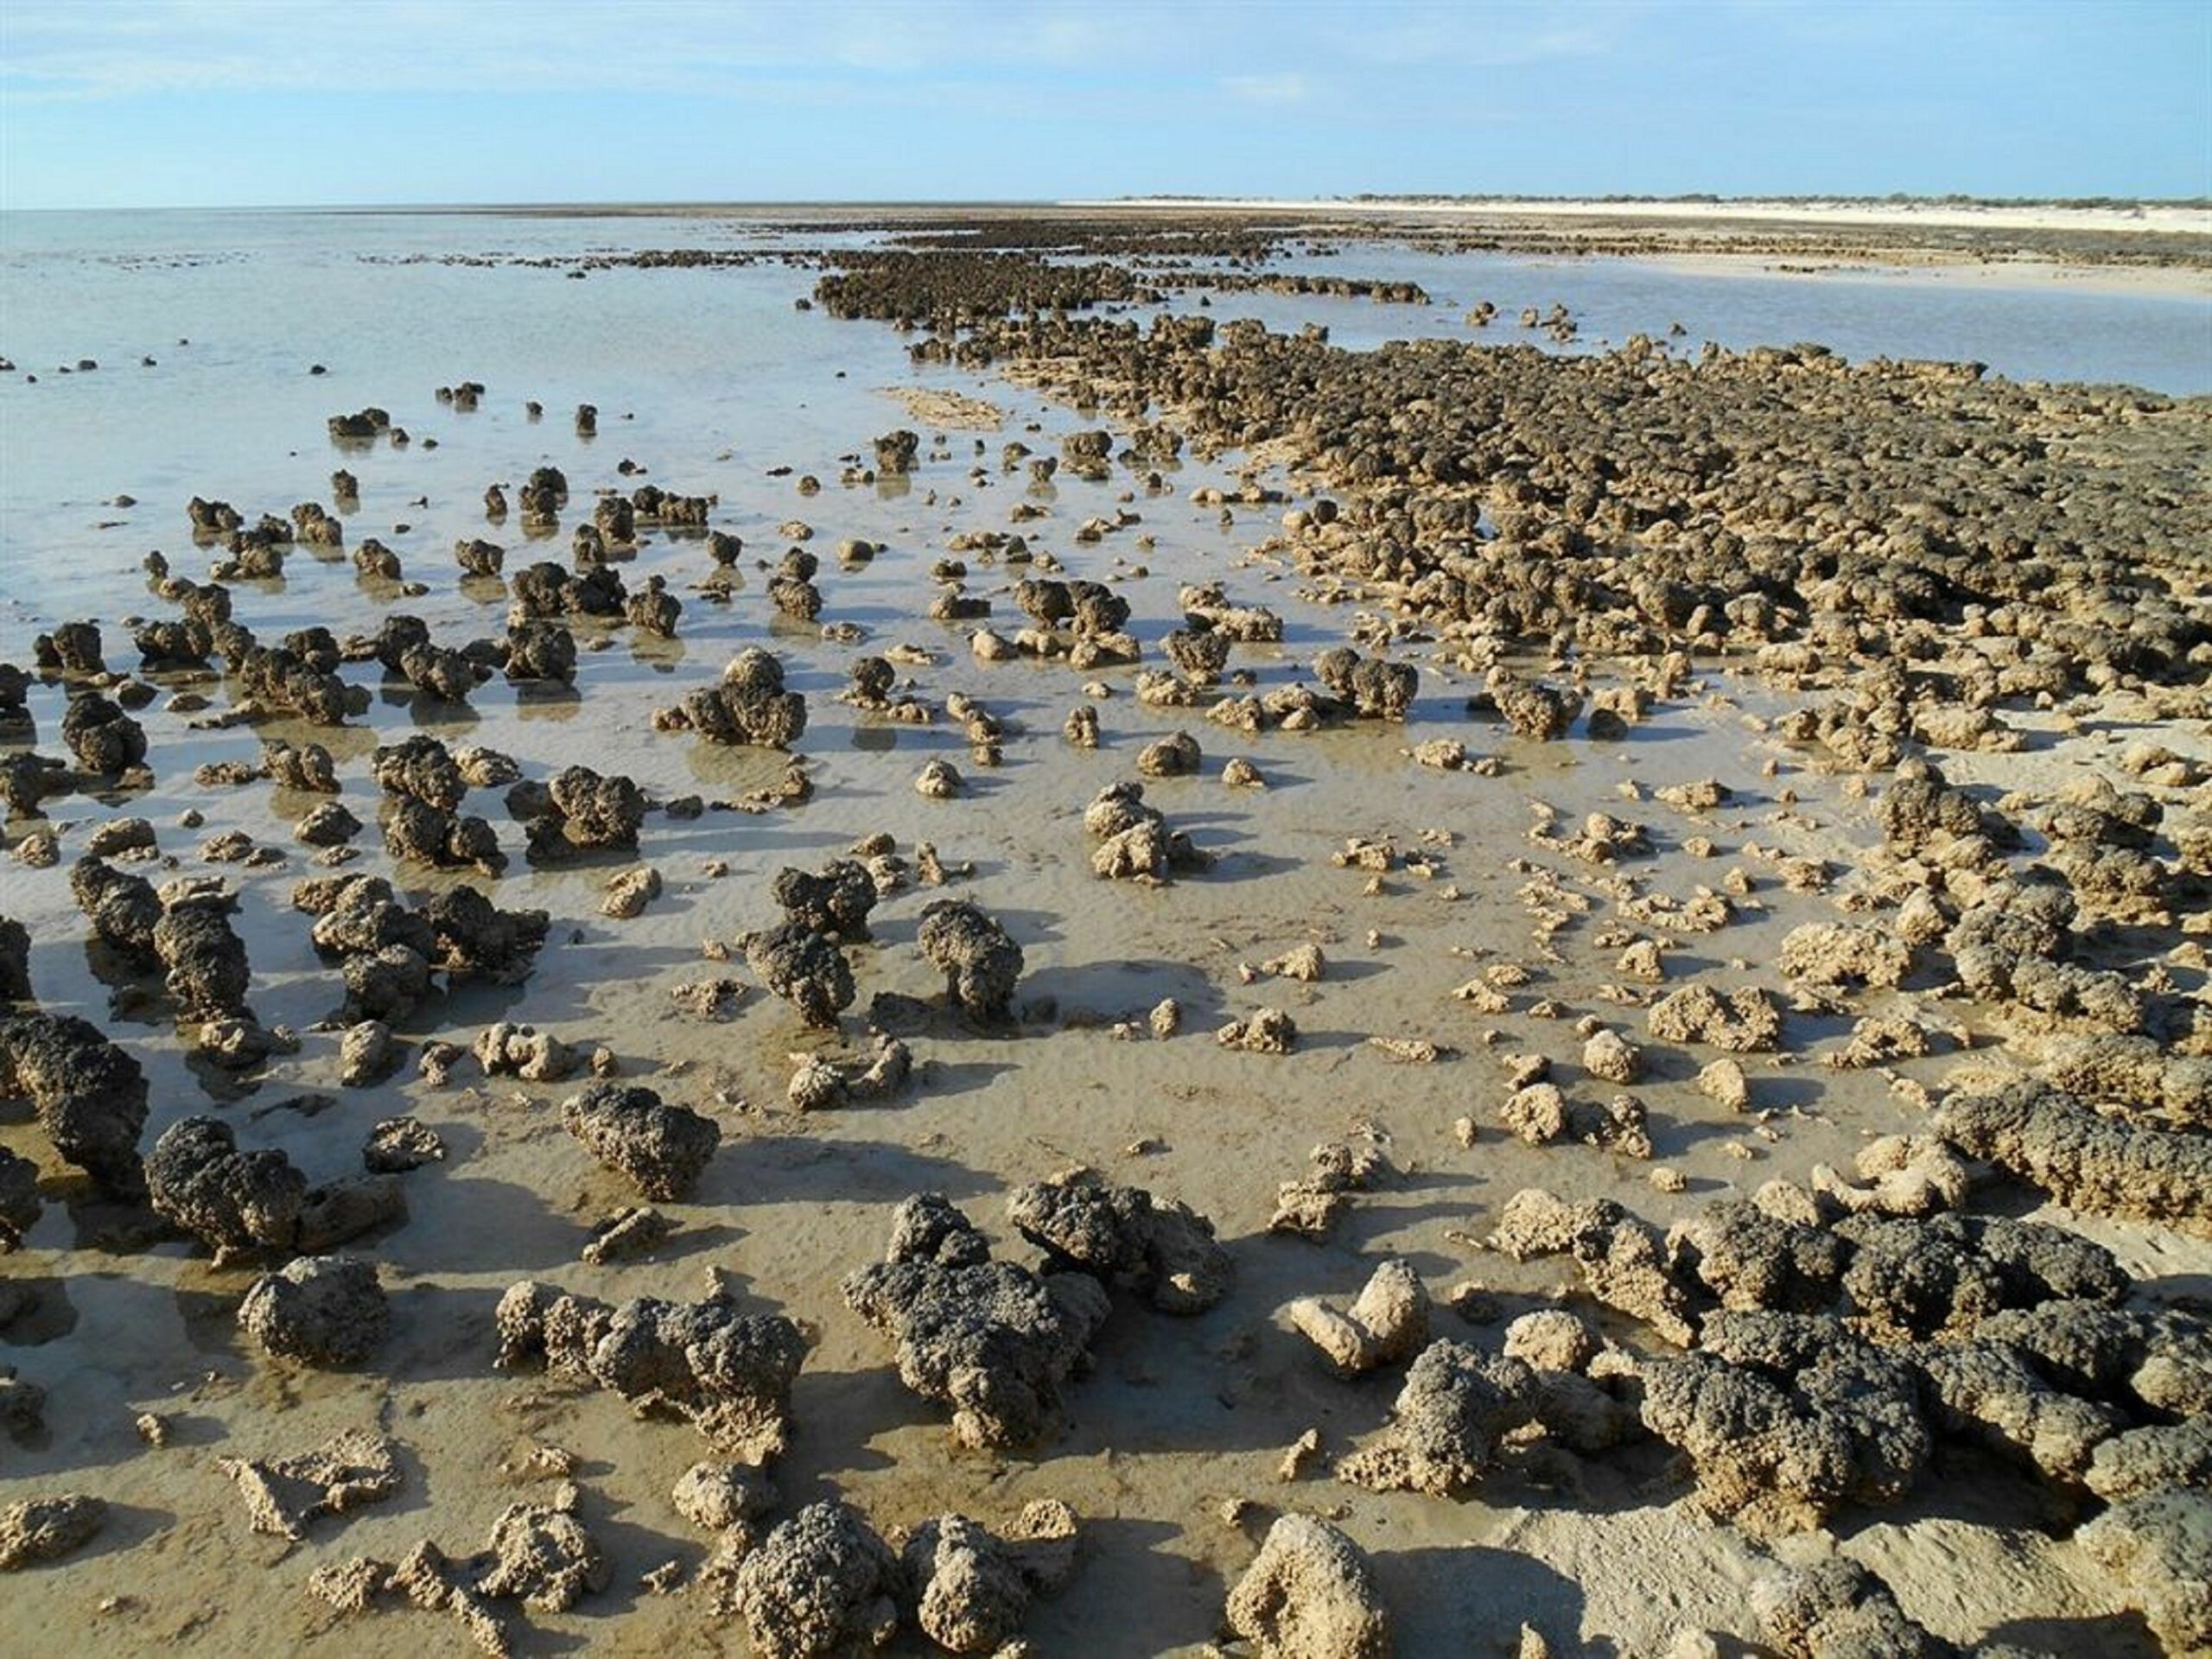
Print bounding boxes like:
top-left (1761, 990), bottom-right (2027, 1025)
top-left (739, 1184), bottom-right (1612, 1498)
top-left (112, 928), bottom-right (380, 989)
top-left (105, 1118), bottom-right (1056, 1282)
top-left (675, 649), bottom-right (810, 750)
top-left (144, 1114), bottom-right (307, 1261)
top-left (1975, 1300), bottom-right (2212, 1420)
top-left (2041, 1033), bottom-right (2212, 1131)
top-left (219, 1428), bottom-right (404, 1539)
top-left (1290, 1258), bottom-right (1432, 1375)
top-left (493, 1281), bottom-right (805, 1458)
top-left (743, 921), bottom-right (856, 1029)
top-left (363, 1115), bottom-right (446, 1173)
top-left (1920, 1334), bottom-right (2124, 1486)
top-left (2085, 1413), bottom-right (2212, 1503)
top-left (672, 1459), bottom-right (779, 1538)
top-left (70, 855), bottom-right (162, 962)
top-left (842, 1193), bottom-right (1110, 1449)
top-left (902, 1501), bottom-right (1079, 1656)
top-left (2075, 1489), bottom-right (2212, 1654)
top-left (733, 1499), bottom-right (902, 1659)
top-left (1777, 921), bottom-right (1912, 989)
top-left (0, 914), bottom-right (32, 1002)
top-left (0, 1493), bottom-right (107, 1571)
top-left (1835, 1211), bottom-right (2126, 1340)
top-left (1493, 1188), bottom-right (1624, 1262)
top-left (559, 1082), bottom-right (720, 1200)
top-left (788, 1034), bottom-right (913, 1112)
top-left (1492, 1188), bottom-right (1696, 1344)
top-left (1945, 880), bottom-right (2142, 1033)
top-left (773, 860), bottom-right (879, 939)
top-left (1004, 1166), bottom-right (1232, 1314)
top-left (237, 1254), bottom-right (391, 1366)
top-left (1502, 1308), bottom-right (1601, 1375)
top-left (1810, 1135), bottom-right (1970, 1218)
top-left (1670, 1199), bottom-right (1848, 1315)
top-left (1753, 1556), bottom-right (1951, 1659)
top-left (1647, 984), bottom-right (1783, 1052)
top-left (1337, 1338), bottom-right (1540, 1497)
top-left (1224, 1512), bottom-right (1393, 1659)
top-left (474, 1020), bottom-right (578, 1083)
top-left (1936, 1079), bottom-right (2212, 1233)
top-left (0, 1145), bottom-right (42, 1250)
top-left (307, 1492), bottom-right (608, 1656)
top-left (0, 1011), bottom-right (149, 1194)
top-left (372, 734), bottom-right (468, 810)
top-left (915, 899), bottom-right (1024, 1020)
top-left (544, 765), bottom-right (645, 849)
top-left (1485, 667), bottom-right (1581, 741)
top-left (474, 1500), bottom-right (611, 1612)
top-left (339, 1019), bottom-right (401, 1086)
top-left (1640, 1311), bottom-right (1929, 1535)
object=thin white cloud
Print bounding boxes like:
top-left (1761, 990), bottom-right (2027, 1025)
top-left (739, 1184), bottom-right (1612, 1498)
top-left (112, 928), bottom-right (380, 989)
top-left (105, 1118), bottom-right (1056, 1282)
top-left (0, 0), bottom-right (1154, 99)
top-left (1222, 72), bottom-right (1310, 104)
top-left (1, 0), bottom-right (1641, 103)
top-left (1320, 3), bottom-right (1624, 69)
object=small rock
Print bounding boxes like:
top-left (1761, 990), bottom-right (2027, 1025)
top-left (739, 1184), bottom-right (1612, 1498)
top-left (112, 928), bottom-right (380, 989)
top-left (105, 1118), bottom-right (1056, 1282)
top-left (601, 866), bottom-right (663, 920)
top-left (339, 1020), bottom-right (401, 1087)
top-left (914, 759), bottom-right (963, 799)
top-left (238, 1255), bottom-right (389, 1367)
top-left (1697, 1058), bottom-right (1751, 1112)
top-left (1224, 1513), bottom-right (1391, 1659)
top-left (0, 1494), bottom-right (106, 1571)
top-left (363, 1116), bottom-right (445, 1173)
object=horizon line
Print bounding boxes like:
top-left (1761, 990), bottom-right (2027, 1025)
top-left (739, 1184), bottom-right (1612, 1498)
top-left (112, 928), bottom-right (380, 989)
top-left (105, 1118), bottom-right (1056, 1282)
top-left (5, 190), bottom-right (2211, 216)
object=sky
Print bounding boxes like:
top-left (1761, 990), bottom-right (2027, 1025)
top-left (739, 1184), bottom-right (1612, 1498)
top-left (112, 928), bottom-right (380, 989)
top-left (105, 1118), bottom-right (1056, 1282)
top-left (1, 0), bottom-right (2207, 209)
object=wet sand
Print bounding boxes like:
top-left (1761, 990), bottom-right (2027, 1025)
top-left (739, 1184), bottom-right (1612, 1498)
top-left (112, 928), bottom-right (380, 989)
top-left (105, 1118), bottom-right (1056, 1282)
top-left (1638, 251), bottom-right (2212, 301)
top-left (3, 214), bottom-right (2210, 1658)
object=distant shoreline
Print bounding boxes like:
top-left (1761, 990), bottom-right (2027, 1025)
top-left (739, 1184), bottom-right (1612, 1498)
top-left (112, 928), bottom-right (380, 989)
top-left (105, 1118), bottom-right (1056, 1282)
top-left (1047, 196), bottom-right (2212, 294)
top-left (8, 195), bottom-right (2205, 294)
top-left (4, 194), bottom-right (2207, 232)
top-left (1064, 195), bottom-right (2212, 238)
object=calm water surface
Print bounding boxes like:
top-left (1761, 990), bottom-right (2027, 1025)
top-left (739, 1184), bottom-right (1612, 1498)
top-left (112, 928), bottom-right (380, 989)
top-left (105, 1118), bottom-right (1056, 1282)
top-left (3, 207), bottom-right (2207, 636)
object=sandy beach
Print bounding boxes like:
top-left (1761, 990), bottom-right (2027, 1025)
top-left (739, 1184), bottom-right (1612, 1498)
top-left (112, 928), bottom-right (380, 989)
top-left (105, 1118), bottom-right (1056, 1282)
top-left (1052, 196), bottom-right (2212, 301)
top-left (1090, 197), bottom-right (2212, 238)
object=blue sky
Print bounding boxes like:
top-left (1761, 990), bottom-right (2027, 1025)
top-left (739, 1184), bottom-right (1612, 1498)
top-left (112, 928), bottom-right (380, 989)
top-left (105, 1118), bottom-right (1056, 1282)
top-left (2, 1), bottom-right (2206, 208)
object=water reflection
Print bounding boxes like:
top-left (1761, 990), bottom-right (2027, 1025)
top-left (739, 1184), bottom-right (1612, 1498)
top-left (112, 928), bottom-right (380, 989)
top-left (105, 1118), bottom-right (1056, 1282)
top-left (627, 636), bottom-right (688, 673)
top-left (515, 684), bottom-right (582, 721)
top-left (402, 694), bottom-right (481, 734)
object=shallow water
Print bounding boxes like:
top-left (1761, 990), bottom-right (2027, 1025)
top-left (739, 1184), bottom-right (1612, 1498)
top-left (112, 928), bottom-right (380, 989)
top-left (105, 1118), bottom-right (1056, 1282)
top-left (1238, 239), bottom-right (2212, 390)
top-left (5, 207), bottom-right (2209, 630)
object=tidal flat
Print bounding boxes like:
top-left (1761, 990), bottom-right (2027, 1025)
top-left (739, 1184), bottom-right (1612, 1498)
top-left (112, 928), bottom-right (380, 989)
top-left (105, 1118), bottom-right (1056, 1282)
top-left (2, 206), bottom-right (2209, 1657)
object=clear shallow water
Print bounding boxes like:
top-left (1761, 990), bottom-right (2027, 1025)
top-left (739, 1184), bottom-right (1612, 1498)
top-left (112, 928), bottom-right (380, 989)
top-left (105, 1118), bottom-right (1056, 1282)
top-left (1247, 241), bottom-right (2212, 391)
top-left (2, 206), bottom-right (2208, 633)
top-left (0, 209), bottom-right (919, 629)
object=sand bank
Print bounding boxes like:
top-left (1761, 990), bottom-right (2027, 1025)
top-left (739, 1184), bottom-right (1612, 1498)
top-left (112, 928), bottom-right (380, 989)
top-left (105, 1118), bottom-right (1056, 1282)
top-left (1075, 195), bottom-right (2212, 238)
